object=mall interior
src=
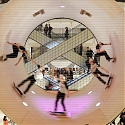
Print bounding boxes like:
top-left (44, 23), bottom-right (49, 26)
top-left (0, 0), bottom-right (124, 125)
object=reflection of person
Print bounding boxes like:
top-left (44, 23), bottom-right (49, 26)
top-left (3, 116), bottom-right (9, 125)
top-left (94, 42), bottom-right (114, 64)
top-left (78, 44), bottom-right (83, 56)
top-left (17, 64), bottom-right (45, 95)
top-left (1, 41), bottom-right (36, 66)
top-left (65, 27), bottom-right (69, 40)
top-left (85, 58), bottom-right (90, 73)
top-left (86, 47), bottom-right (94, 58)
top-left (48, 24), bottom-right (53, 38)
top-left (89, 58), bottom-right (109, 85)
top-left (44, 23), bottom-right (48, 36)
top-left (54, 75), bottom-right (69, 113)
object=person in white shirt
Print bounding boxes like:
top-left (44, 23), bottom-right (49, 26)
top-left (54, 75), bottom-right (69, 113)
top-left (89, 58), bottom-right (110, 85)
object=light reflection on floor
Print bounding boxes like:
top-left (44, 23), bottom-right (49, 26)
top-left (32, 93), bottom-right (95, 120)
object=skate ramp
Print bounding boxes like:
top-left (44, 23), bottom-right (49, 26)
top-left (0, 0), bottom-right (124, 125)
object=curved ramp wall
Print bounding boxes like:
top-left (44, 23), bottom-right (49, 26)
top-left (0, 0), bottom-right (124, 125)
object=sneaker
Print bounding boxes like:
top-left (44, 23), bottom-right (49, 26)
top-left (2, 54), bottom-right (7, 61)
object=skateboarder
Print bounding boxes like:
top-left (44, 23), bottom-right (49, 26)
top-left (1, 41), bottom-right (37, 66)
top-left (94, 42), bottom-right (115, 64)
top-left (16, 64), bottom-right (45, 95)
top-left (54, 75), bottom-right (69, 114)
top-left (89, 58), bottom-right (110, 85)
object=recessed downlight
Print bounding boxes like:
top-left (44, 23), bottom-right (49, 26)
top-left (88, 91), bottom-right (92, 94)
top-left (96, 102), bottom-right (101, 107)
top-left (60, 5), bottom-right (65, 8)
top-left (31, 91), bottom-right (35, 94)
top-left (23, 102), bottom-right (28, 106)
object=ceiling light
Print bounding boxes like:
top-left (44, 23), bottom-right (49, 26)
top-left (96, 102), bottom-right (101, 107)
top-left (60, 6), bottom-right (65, 8)
top-left (23, 102), bottom-right (28, 106)
top-left (31, 91), bottom-right (35, 94)
top-left (88, 91), bottom-right (92, 94)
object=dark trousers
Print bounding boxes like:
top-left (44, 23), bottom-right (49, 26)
top-left (44, 32), bottom-right (48, 36)
top-left (55, 91), bottom-right (66, 111)
top-left (6, 45), bottom-right (19, 58)
top-left (94, 51), bottom-right (112, 61)
top-left (18, 75), bottom-right (36, 94)
top-left (93, 68), bottom-right (109, 84)
top-left (48, 32), bottom-right (51, 38)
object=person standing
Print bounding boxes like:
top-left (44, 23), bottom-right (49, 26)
top-left (48, 24), bottom-right (53, 38)
top-left (44, 23), bottom-right (48, 36)
top-left (89, 48), bottom-right (94, 58)
top-left (3, 116), bottom-right (9, 125)
top-left (54, 75), bottom-right (69, 113)
top-left (86, 47), bottom-right (93, 58)
top-left (65, 27), bottom-right (69, 40)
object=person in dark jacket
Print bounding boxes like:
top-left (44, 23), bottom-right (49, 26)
top-left (65, 27), bottom-right (69, 40)
top-left (48, 24), bottom-right (53, 38)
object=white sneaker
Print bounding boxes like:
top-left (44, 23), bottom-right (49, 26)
top-left (2, 54), bottom-right (7, 61)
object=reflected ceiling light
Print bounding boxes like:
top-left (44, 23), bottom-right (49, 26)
top-left (96, 102), bottom-right (101, 107)
top-left (31, 91), bottom-right (35, 94)
top-left (23, 102), bottom-right (28, 106)
top-left (33, 9), bottom-right (45, 17)
top-left (60, 5), bottom-right (65, 8)
top-left (88, 91), bottom-right (92, 94)
top-left (80, 9), bottom-right (92, 17)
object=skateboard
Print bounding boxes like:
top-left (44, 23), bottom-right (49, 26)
top-left (105, 75), bottom-right (113, 89)
top-left (49, 111), bottom-right (71, 117)
top-left (13, 82), bottom-right (23, 96)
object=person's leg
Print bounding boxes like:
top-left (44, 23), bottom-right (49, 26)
top-left (6, 45), bottom-right (19, 59)
top-left (23, 80), bottom-right (35, 94)
top-left (18, 77), bottom-right (30, 87)
top-left (54, 91), bottom-right (61, 111)
top-left (96, 75), bottom-right (106, 84)
top-left (97, 51), bottom-right (113, 61)
top-left (61, 93), bottom-right (66, 111)
top-left (23, 75), bottom-right (36, 94)
top-left (94, 54), bottom-right (99, 65)
top-left (94, 69), bottom-right (109, 77)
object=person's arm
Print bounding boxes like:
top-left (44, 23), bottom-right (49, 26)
top-left (104, 43), bottom-right (111, 45)
top-left (24, 51), bottom-right (39, 67)
top-left (15, 56), bottom-right (22, 66)
top-left (7, 41), bottom-right (20, 48)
